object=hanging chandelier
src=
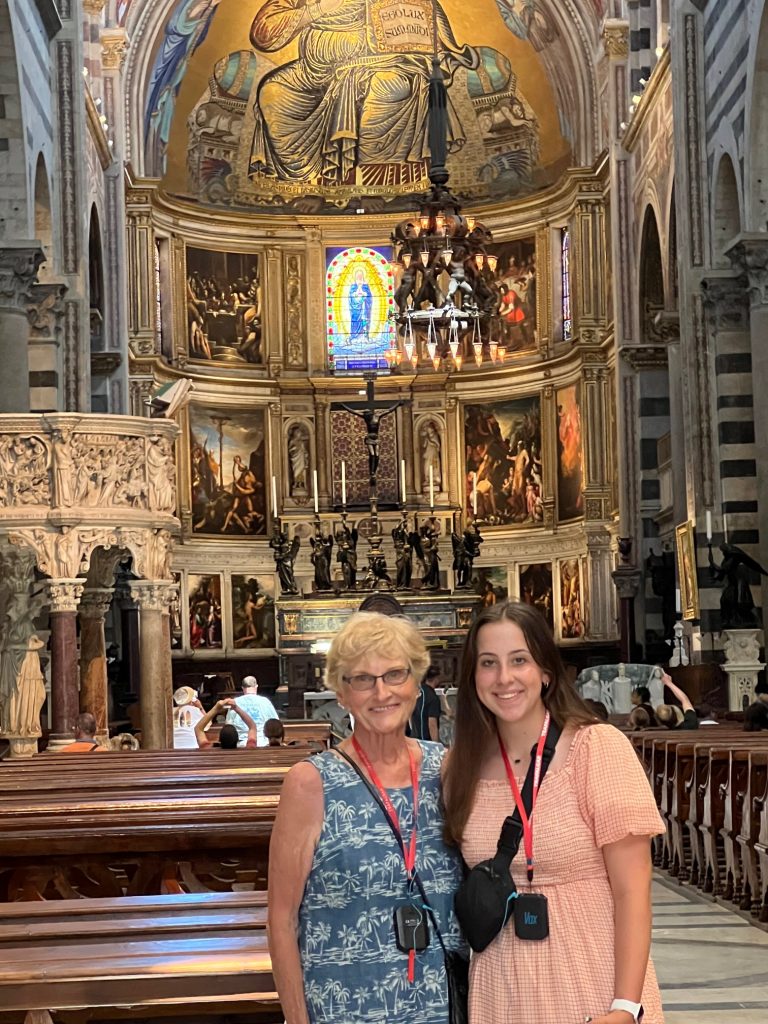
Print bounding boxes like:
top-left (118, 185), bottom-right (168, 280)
top-left (387, 57), bottom-right (505, 373)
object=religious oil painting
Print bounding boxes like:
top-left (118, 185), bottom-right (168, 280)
top-left (189, 406), bottom-right (267, 536)
top-left (188, 574), bottom-right (223, 650)
top-left (675, 521), bottom-right (700, 621)
top-left (231, 574), bottom-right (276, 649)
top-left (464, 397), bottom-right (542, 527)
top-left (486, 236), bottom-right (537, 352)
top-left (326, 246), bottom-right (395, 372)
top-left (558, 558), bottom-right (585, 640)
top-left (556, 383), bottom-right (584, 521)
top-left (148, 1), bottom-right (573, 211)
top-left (519, 562), bottom-right (553, 629)
top-left (185, 247), bottom-right (262, 364)
top-left (469, 565), bottom-right (509, 607)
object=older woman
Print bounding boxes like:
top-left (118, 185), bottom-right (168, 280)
top-left (443, 601), bottom-right (665, 1024)
top-left (268, 611), bottom-right (465, 1024)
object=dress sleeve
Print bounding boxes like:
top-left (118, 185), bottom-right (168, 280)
top-left (575, 724), bottom-right (665, 847)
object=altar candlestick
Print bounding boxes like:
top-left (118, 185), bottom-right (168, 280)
top-left (400, 459), bottom-right (406, 503)
top-left (675, 588), bottom-right (681, 614)
top-left (429, 465), bottom-right (434, 509)
top-left (341, 461), bottom-right (347, 506)
top-left (271, 476), bottom-right (278, 520)
top-left (313, 469), bottom-right (319, 513)
top-left (705, 510), bottom-right (712, 541)
top-left (472, 472), bottom-right (478, 515)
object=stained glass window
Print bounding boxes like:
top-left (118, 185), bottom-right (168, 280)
top-left (325, 245), bottom-right (395, 372)
top-left (561, 227), bottom-right (572, 342)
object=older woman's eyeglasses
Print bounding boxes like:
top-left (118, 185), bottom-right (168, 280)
top-left (342, 667), bottom-right (412, 692)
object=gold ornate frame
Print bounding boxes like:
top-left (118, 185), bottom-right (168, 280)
top-left (675, 521), bottom-right (700, 620)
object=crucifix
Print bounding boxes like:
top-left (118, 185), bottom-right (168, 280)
top-left (337, 372), bottom-right (406, 488)
top-left (335, 372), bottom-right (408, 590)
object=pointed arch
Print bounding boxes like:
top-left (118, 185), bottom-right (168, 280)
top-left (712, 153), bottom-right (742, 267)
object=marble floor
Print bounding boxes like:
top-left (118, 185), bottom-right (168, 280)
top-left (652, 874), bottom-right (768, 1023)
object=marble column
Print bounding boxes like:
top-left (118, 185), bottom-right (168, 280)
top-left (0, 244), bottom-right (45, 412)
top-left (130, 581), bottom-right (175, 749)
top-left (46, 579), bottom-right (85, 748)
top-left (78, 588), bottom-right (113, 741)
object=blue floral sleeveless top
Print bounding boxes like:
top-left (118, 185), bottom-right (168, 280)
top-left (299, 741), bottom-right (465, 1023)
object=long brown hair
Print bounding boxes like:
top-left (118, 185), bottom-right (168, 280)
top-left (443, 600), bottom-right (597, 847)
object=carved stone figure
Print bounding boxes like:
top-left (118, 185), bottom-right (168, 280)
top-left (420, 420), bottom-right (442, 491)
top-left (287, 423), bottom-right (310, 493)
top-left (52, 430), bottom-right (75, 507)
top-left (146, 435), bottom-right (176, 512)
top-left (0, 433), bottom-right (51, 507)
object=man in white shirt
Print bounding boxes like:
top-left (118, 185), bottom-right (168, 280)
top-left (225, 675), bottom-right (278, 747)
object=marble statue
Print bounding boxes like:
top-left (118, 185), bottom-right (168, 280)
top-left (420, 420), bottom-right (442, 491)
top-left (287, 423), bottom-right (310, 494)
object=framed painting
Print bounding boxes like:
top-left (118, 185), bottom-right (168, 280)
top-left (556, 383), bottom-right (584, 522)
top-left (188, 574), bottom-right (223, 650)
top-left (189, 406), bottom-right (267, 536)
top-left (675, 521), bottom-right (700, 620)
top-left (185, 247), bottom-right (262, 365)
top-left (469, 565), bottom-right (509, 607)
top-left (485, 236), bottom-right (536, 352)
top-left (519, 562), bottom-right (553, 629)
top-left (558, 558), bottom-right (585, 640)
top-left (325, 245), bottom-right (395, 372)
top-left (464, 396), bottom-right (542, 526)
top-left (231, 574), bottom-right (276, 649)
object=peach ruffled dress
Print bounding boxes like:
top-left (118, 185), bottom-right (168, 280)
top-left (461, 723), bottom-right (666, 1024)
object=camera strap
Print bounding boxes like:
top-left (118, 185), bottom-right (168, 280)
top-left (343, 740), bottom-right (420, 981)
top-left (491, 713), bottom-right (561, 884)
top-left (335, 745), bottom-right (453, 955)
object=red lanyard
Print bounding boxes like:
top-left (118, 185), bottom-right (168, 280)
top-left (351, 737), bottom-right (420, 981)
top-left (498, 710), bottom-right (550, 884)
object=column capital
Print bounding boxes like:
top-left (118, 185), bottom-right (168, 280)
top-left (46, 578), bottom-right (85, 613)
top-left (129, 580), bottom-right (177, 613)
top-left (700, 271), bottom-right (749, 329)
top-left (611, 565), bottom-right (642, 600)
top-left (0, 244), bottom-right (45, 314)
top-left (78, 587), bottom-right (114, 620)
top-left (101, 30), bottom-right (129, 72)
top-left (602, 20), bottom-right (629, 60)
top-left (725, 233), bottom-right (768, 306)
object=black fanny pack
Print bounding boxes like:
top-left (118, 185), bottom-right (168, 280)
top-left (454, 719), bottom-right (561, 953)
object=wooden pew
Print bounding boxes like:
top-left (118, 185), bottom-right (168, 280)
top-left (0, 890), bottom-right (281, 1023)
top-left (740, 749), bottom-right (768, 915)
top-left (0, 748), bottom-right (317, 901)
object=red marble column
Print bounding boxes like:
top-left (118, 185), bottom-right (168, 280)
top-left (47, 579), bottom-right (85, 747)
top-left (78, 588), bottom-right (113, 741)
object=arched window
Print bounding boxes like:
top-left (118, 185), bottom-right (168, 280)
top-left (561, 228), bottom-right (572, 342)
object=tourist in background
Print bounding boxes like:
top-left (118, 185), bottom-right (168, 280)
top-left (61, 712), bottom-right (108, 752)
top-left (655, 673), bottom-right (698, 730)
top-left (443, 601), bottom-right (665, 1024)
top-left (268, 611), bottom-right (465, 1024)
top-left (172, 686), bottom-right (205, 749)
top-left (409, 664), bottom-right (442, 742)
top-left (195, 698), bottom-right (258, 749)
top-left (226, 675), bottom-right (277, 747)
top-left (264, 717), bottom-right (285, 747)
top-left (631, 685), bottom-right (657, 726)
